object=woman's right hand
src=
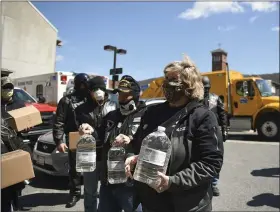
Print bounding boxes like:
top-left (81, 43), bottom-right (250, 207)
top-left (125, 155), bottom-right (138, 179)
top-left (79, 123), bottom-right (94, 135)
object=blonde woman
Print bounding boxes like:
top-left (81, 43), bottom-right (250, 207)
top-left (125, 55), bottom-right (224, 212)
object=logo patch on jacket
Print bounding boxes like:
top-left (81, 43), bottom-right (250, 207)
top-left (131, 124), bottom-right (140, 135)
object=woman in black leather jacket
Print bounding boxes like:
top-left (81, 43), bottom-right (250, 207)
top-left (125, 55), bottom-right (224, 212)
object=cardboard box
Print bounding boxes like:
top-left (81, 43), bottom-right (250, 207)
top-left (69, 132), bottom-right (81, 150)
top-left (7, 105), bottom-right (42, 132)
top-left (1, 150), bottom-right (35, 189)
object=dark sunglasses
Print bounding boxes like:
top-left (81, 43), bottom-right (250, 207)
top-left (2, 84), bottom-right (14, 90)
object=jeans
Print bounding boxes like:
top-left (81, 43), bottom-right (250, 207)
top-left (83, 162), bottom-right (100, 212)
top-left (212, 174), bottom-right (220, 186)
top-left (98, 183), bottom-right (136, 212)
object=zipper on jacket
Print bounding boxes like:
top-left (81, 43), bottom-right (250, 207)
top-left (168, 115), bottom-right (182, 176)
top-left (213, 127), bottom-right (219, 151)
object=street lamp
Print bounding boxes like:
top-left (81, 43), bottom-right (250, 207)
top-left (104, 45), bottom-right (127, 89)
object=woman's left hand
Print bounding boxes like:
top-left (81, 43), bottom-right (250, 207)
top-left (156, 171), bottom-right (171, 193)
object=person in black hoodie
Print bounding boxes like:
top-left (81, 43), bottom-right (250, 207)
top-left (75, 76), bottom-right (117, 212)
top-left (53, 73), bottom-right (90, 208)
top-left (125, 56), bottom-right (224, 212)
top-left (79, 75), bottom-right (145, 212)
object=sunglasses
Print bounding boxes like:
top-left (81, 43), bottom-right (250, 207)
top-left (2, 84), bottom-right (14, 90)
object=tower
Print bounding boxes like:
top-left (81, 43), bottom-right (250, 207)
top-left (211, 48), bottom-right (228, 71)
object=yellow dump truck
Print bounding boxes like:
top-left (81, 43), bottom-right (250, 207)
top-left (141, 69), bottom-right (280, 141)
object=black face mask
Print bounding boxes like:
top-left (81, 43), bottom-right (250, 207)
top-left (76, 88), bottom-right (88, 97)
top-left (162, 83), bottom-right (184, 104)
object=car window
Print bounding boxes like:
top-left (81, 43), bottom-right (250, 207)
top-left (14, 89), bottom-right (36, 103)
top-left (236, 81), bottom-right (244, 96)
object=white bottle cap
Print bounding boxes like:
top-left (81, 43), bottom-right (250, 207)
top-left (157, 126), bottom-right (166, 132)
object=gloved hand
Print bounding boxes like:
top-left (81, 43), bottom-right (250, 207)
top-left (222, 129), bottom-right (228, 142)
top-left (79, 123), bottom-right (94, 135)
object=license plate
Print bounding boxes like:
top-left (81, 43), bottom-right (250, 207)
top-left (37, 156), bottom-right (45, 165)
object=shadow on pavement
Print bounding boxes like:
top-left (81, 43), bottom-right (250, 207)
top-left (29, 171), bottom-right (69, 190)
top-left (251, 167), bottom-right (280, 178)
top-left (20, 193), bottom-right (69, 208)
top-left (247, 193), bottom-right (280, 209)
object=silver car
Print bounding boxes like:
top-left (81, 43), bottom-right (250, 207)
top-left (32, 98), bottom-right (165, 176)
top-left (33, 131), bottom-right (69, 176)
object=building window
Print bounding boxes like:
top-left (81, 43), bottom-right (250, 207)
top-left (36, 84), bottom-right (44, 98)
top-left (213, 56), bottom-right (221, 62)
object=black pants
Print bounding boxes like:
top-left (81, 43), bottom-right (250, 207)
top-left (68, 149), bottom-right (82, 196)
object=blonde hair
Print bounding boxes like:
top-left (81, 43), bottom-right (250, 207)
top-left (163, 54), bottom-right (204, 101)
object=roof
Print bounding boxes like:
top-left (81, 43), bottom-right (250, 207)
top-left (211, 48), bottom-right (228, 55)
top-left (27, 1), bottom-right (58, 32)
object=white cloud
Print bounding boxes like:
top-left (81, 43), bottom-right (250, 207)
top-left (178, 2), bottom-right (278, 20)
top-left (271, 26), bottom-right (280, 32)
top-left (243, 2), bottom-right (278, 12)
top-left (178, 2), bottom-right (244, 20)
top-left (218, 25), bottom-right (236, 32)
top-left (249, 16), bottom-right (258, 23)
top-left (56, 55), bottom-right (64, 62)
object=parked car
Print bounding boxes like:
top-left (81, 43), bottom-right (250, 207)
top-left (32, 98), bottom-right (165, 176)
top-left (33, 131), bottom-right (69, 176)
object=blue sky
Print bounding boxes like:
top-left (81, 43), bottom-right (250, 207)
top-left (33, 1), bottom-right (279, 81)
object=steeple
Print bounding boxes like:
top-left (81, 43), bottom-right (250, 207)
top-left (211, 46), bottom-right (228, 72)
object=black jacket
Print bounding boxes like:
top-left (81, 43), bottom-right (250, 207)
top-left (75, 99), bottom-right (117, 161)
top-left (1, 99), bottom-right (26, 118)
top-left (204, 93), bottom-right (228, 133)
top-left (98, 105), bottom-right (147, 185)
top-left (132, 101), bottom-right (224, 212)
top-left (1, 118), bottom-right (31, 206)
top-left (53, 92), bottom-right (87, 146)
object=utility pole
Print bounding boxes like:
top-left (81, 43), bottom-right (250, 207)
top-left (104, 45), bottom-right (127, 89)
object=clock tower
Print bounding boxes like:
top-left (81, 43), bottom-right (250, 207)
top-left (211, 48), bottom-right (228, 72)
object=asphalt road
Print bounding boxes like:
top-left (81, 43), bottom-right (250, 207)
top-left (20, 131), bottom-right (280, 211)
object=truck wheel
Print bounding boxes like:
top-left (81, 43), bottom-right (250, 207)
top-left (257, 115), bottom-right (280, 141)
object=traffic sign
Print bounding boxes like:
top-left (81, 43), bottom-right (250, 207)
top-left (110, 68), bottom-right (123, 75)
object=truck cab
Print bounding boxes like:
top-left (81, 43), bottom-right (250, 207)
top-left (13, 87), bottom-right (57, 145)
top-left (201, 70), bottom-right (279, 141)
top-left (229, 76), bottom-right (279, 140)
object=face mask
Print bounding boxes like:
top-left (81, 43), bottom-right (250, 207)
top-left (162, 83), bottom-right (184, 104)
top-left (93, 89), bottom-right (105, 101)
top-left (1, 89), bottom-right (13, 100)
top-left (119, 100), bottom-right (136, 115)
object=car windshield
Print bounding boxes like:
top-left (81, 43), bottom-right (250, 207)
top-left (14, 89), bottom-right (37, 103)
top-left (255, 79), bottom-right (273, 97)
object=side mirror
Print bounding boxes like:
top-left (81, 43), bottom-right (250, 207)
top-left (242, 81), bottom-right (249, 97)
top-left (38, 96), bottom-right (46, 103)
